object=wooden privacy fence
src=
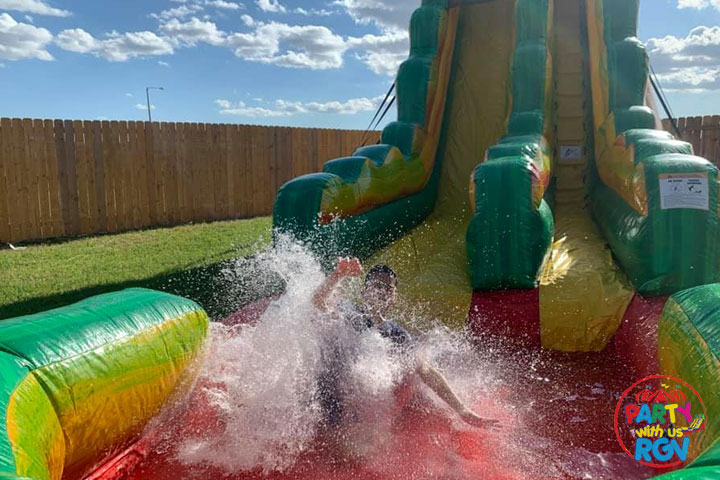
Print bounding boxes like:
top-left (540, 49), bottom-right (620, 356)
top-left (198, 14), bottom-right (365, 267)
top-left (663, 116), bottom-right (720, 167)
top-left (0, 119), bottom-right (380, 244)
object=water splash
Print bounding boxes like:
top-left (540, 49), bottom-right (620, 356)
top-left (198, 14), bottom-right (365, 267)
top-left (134, 236), bottom-right (655, 480)
top-left (172, 236), bottom-right (503, 475)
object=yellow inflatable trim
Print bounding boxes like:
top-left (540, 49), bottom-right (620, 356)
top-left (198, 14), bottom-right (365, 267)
top-left (539, 206), bottom-right (634, 352)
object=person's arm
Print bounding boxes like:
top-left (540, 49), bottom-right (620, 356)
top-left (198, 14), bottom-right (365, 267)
top-left (416, 359), bottom-right (499, 429)
top-left (312, 257), bottom-right (364, 311)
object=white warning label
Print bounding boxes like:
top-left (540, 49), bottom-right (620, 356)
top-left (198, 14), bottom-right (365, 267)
top-left (559, 145), bottom-right (582, 162)
top-left (659, 173), bottom-right (709, 211)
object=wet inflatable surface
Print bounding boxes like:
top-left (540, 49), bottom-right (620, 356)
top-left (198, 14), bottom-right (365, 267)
top-left (120, 318), bottom-right (655, 480)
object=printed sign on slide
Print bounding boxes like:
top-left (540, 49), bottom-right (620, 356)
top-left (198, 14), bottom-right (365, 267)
top-left (659, 173), bottom-right (709, 211)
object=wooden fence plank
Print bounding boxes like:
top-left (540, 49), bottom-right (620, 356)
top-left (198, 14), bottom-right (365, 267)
top-left (35, 120), bottom-right (51, 238)
top-left (63, 120), bottom-right (81, 236)
top-left (211, 123), bottom-right (227, 220)
top-left (143, 122), bottom-right (157, 226)
top-left (91, 121), bottom-right (107, 233)
top-left (166, 122), bottom-right (181, 224)
top-left (126, 121), bottom-right (140, 229)
top-left (182, 123), bottom-right (195, 222)
top-left (82, 121), bottom-right (99, 234)
top-left (176, 122), bottom-right (190, 223)
top-left (53, 120), bottom-right (70, 237)
top-left (236, 124), bottom-right (250, 218)
top-left (184, 123), bottom-right (195, 221)
top-left (172, 123), bottom-right (187, 223)
top-left (21, 119), bottom-right (41, 241)
top-left (153, 122), bottom-right (166, 225)
top-left (175, 122), bottom-right (186, 223)
top-left (689, 116), bottom-right (703, 153)
top-left (105, 120), bottom-right (119, 232)
top-left (224, 124), bottom-right (234, 218)
top-left (203, 123), bottom-right (216, 220)
top-left (267, 126), bottom-right (278, 212)
top-left (276, 126), bottom-right (293, 192)
top-left (0, 119), bottom-right (13, 242)
top-left (210, 123), bottom-right (224, 221)
top-left (205, 123), bottom-right (217, 220)
top-left (42, 120), bottom-right (62, 238)
top-left (133, 121), bottom-right (150, 228)
top-left (30, 120), bottom-right (50, 238)
top-left (9, 119), bottom-right (28, 241)
top-left (72, 119), bottom-right (91, 235)
top-left (23, 119), bottom-right (41, 241)
top-left (252, 125), bottom-right (267, 216)
top-left (118, 120), bottom-right (133, 231)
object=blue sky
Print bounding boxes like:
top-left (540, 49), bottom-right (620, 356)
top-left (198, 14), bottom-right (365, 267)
top-left (0, 0), bottom-right (719, 129)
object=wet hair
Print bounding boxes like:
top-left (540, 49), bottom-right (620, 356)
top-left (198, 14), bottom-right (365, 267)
top-left (364, 264), bottom-right (398, 287)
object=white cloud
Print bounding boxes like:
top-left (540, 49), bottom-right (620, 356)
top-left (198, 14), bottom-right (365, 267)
top-left (656, 67), bottom-right (720, 91)
top-left (677, 0), bottom-right (720, 10)
top-left (160, 17), bottom-right (226, 46)
top-left (241, 14), bottom-right (255, 26)
top-left (256, 0), bottom-right (286, 13)
top-left (125, 92), bottom-right (133, 97)
top-left (0, 13), bottom-right (52, 60)
top-left (227, 22), bottom-right (347, 69)
top-left (332, 0), bottom-right (414, 75)
top-left (56, 28), bottom-right (174, 61)
top-left (294, 7), bottom-right (334, 16)
top-left (136, 103), bottom-right (155, 110)
top-left (215, 95), bottom-right (382, 117)
top-left (40, 1), bottom-right (407, 76)
top-left (225, 19), bottom-right (406, 74)
top-left (333, 0), bottom-right (415, 31)
top-left (205, 0), bottom-right (243, 10)
top-left (55, 28), bottom-right (95, 52)
top-left (0, 0), bottom-right (70, 17)
top-left (150, 4), bottom-right (204, 21)
top-left (158, 60), bottom-right (170, 66)
top-left (348, 30), bottom-right (408, 75)
top-left (647, 25), bottom-right (720, 91)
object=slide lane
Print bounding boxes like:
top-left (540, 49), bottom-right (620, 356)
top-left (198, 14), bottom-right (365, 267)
top-left (369, 0), bottom-right (517, 328)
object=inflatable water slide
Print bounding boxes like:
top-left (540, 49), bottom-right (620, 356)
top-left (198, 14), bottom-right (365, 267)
top-left (274, 0), bottom-right (720, 476)
top-left (1, 1), bottom-right (719, 479)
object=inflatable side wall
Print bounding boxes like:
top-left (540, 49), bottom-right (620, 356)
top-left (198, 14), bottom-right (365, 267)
top-left (273, 0), bottom-right (458, 263)
top-left (0, 289), bottom-right (209, 480)
top-left (466, 0), bottom-right (555, 290)
top-left (585, 0), bottom-right (720, 295)
top-left (655, 283), bottom-right (720, 478)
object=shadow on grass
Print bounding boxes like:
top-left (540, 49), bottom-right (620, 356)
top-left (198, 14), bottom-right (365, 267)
top-left (0, 257), bottom-right (286, 321)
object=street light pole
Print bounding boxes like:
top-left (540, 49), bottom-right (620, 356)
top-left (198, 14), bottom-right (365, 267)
top-left (145, 86), bottom-right (164, 122)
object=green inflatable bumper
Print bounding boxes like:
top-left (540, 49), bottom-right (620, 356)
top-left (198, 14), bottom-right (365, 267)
top-left (0, 289), bottom-right (209, 480)
top-left (466, 0), bottom-right (555, 290)
top-left (655, 284), bottom-right (720, 478)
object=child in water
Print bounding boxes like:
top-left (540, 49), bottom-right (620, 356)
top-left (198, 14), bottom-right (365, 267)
top-left (312, 256), bottom-right (497, 451)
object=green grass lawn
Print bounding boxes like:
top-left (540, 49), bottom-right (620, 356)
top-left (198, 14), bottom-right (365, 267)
top-left (0, 217), bottom-right (272, 320)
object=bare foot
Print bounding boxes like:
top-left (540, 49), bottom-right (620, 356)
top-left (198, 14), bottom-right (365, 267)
top-left (460, 409), bottom-right (502, 430)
